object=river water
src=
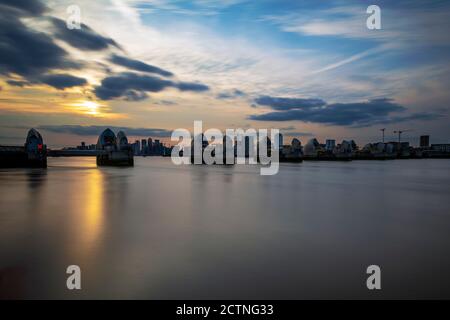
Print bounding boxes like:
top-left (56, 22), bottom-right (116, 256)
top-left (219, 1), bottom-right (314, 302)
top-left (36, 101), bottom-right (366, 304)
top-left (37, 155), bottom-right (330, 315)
top-left (0, 157), bottom-right (450, 299)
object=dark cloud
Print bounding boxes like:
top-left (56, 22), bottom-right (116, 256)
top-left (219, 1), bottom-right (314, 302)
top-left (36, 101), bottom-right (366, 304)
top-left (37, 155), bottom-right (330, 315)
top-left (254, 95), bottom-right (326, 110)
top-left (352, 112), bottom-right (441, 127)
top-left (217, 89), bottom-right (246, 99)
top-left (0, 12), bottom-right (79, 78)
top-left (94, 72), bottom-right (209, 101)
top-left (110, 54), bottom-right (173, 77)
top-left (175, 81), bottom-right (209, 92)
top-left (50, 17), bottom-right (120, 51)
top-left (94, 72), bottom-right (173, 100)
top-left (156, 100), bottom-right (177, 106)
top-left (124, 90), bottom-right (149, 101)
top-left (7, 74), bottom-right (87, 90)
top-left (0, 2), bottom-right (208, 102)
top-left (249, 97), bottom-right (439, 126)
top-left (38, 74), bottom-right (87, 89)
top-left (0, 1), bottom-right (87, 91)
top-left (7, 80), bottom-right (30, 87)
top-left (38, 125), bottom-right (172, 137)
top-left (0, 0), bottom-right (46, 16)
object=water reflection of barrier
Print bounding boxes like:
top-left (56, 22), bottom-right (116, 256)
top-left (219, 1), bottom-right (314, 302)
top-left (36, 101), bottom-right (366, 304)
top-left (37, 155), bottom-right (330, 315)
top-left (0, 129), bottom-right (47, 168)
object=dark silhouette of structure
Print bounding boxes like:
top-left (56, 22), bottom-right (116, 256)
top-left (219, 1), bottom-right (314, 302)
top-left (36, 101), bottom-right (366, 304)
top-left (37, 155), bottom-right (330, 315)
top-left (96, 129), bottom-right (134, 166)
top-left (0, 128), bottom-right (47, 168)
top-left (420, 135), bottom-right (430, 147)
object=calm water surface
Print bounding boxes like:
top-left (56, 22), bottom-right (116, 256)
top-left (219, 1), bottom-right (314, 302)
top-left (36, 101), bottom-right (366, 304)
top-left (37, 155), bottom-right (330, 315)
top-left (1, 157), bottom-right (450, 299)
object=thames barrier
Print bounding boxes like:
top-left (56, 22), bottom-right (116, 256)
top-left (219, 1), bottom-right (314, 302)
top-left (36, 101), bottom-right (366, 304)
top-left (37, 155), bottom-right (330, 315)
top-left (0, 128), bottom-right (135, 168)
top-left (96, 129), bottom-right (134, 167)
top-left (0, 128), bottom-right (47, 168)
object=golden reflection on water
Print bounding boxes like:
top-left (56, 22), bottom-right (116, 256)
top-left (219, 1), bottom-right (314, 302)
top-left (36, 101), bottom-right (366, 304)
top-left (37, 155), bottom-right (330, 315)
top-left (67, 167), bottom-right (106, 260)
top-left (82, 168), bottom-right (104, 248)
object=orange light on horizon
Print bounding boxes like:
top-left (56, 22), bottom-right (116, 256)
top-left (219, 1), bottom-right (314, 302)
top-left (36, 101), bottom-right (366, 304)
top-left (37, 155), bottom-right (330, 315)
top-left (70, 100), bottom-right (103, 116)
top-left (63, 100), bottom-right (127, 119)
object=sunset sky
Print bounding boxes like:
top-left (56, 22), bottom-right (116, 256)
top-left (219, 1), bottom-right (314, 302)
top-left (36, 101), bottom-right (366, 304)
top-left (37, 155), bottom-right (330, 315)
top-left (1, 0), bottom-right (449, 148)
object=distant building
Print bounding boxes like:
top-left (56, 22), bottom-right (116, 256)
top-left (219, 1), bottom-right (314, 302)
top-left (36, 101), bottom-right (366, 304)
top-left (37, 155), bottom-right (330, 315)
top-left (387, 141), bottom-right (410, 157)
top-left (420, 135), bottom-right (430, 147)
top-left (148, 138), bottom-right (153, 154)
top-left (154, 139), bottom-right (161, 155)
top-left (277, 133), bottom-right (283, 149)
top-left (333, 140), bottom-right (353, 155)
top-left (291, 138), bottom-right (301, 150)
top-left (360, 142), bottom-right (396, 159)
top-left (134, 140), bottom-right (141, 155)
top-left (303, 138), bottom-right (321, 156)
top-left (431, 144), bottom-right (450, 153)
top-left (141, 139), bottom-right (147, 154)
top-left (126, 137), bottom-right (171, 156)
top-left (325, 139), bottom-right (335, 151)
top-left (282, 138), bottom-right (302, 161)
top-left (76, 141), bottom-right (88, 150)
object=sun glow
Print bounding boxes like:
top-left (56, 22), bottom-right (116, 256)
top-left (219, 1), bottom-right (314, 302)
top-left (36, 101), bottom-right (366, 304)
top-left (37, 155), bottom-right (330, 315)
top-left (54, 99), bottom-right (127, 119)
top-left (65, 100), bottom-right (122, 118)
top-left (80, 100), bottom-right (102, 115)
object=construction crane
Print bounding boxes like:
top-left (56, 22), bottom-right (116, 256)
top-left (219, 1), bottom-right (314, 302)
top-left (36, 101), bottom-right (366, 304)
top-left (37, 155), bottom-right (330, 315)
top-left (393, 129), bottom-right (411, 144)
top-left (380, 128), bottom-right (386, 143)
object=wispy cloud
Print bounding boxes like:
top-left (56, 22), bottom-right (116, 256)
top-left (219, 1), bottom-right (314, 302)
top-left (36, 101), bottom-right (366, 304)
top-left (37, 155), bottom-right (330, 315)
top-left (261, 4), bottom-right (450, 46)
top-left (125, 0), bottom-right (249, 16)
top-left (312, 46), bottom-right (387, 74)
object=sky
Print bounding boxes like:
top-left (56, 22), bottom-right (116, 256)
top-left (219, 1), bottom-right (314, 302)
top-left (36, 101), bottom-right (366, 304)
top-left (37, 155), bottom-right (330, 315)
top-left (0, 0), bottom-right (449, 148)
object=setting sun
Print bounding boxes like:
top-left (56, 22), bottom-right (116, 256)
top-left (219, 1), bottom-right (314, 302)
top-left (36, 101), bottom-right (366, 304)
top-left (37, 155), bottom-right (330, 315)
top-left (80, 100), bottom-right (101, 115)
top-left (64, 100), bottom-right (119, 118)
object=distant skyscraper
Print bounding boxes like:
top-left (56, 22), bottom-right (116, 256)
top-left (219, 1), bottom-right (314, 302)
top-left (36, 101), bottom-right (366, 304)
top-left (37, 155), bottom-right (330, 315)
top-left (141, 139), bottom-right (147, 154)
top-left (269, 133), bottom-right (283, 151)
top-left (134, 140), bottom-right (141, 155)
top-left (154, 139), bottom-right (161, 155)
top-left (148, 137), bottom-right (153, 154)
top-left (420, 135), bottom-right (430, 147)
top-left (278, 133), bottom-right (283, 149)
top-left (325, 139), bottom-right (335, 151)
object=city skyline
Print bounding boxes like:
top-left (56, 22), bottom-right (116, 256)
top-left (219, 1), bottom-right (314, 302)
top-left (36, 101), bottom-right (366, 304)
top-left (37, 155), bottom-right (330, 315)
top-left (4, 125), bottom-right (444, 150)
top-left (62, 129), bottom-right (437, 149)
top-left (1, 0), bottom-right (450, 148)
